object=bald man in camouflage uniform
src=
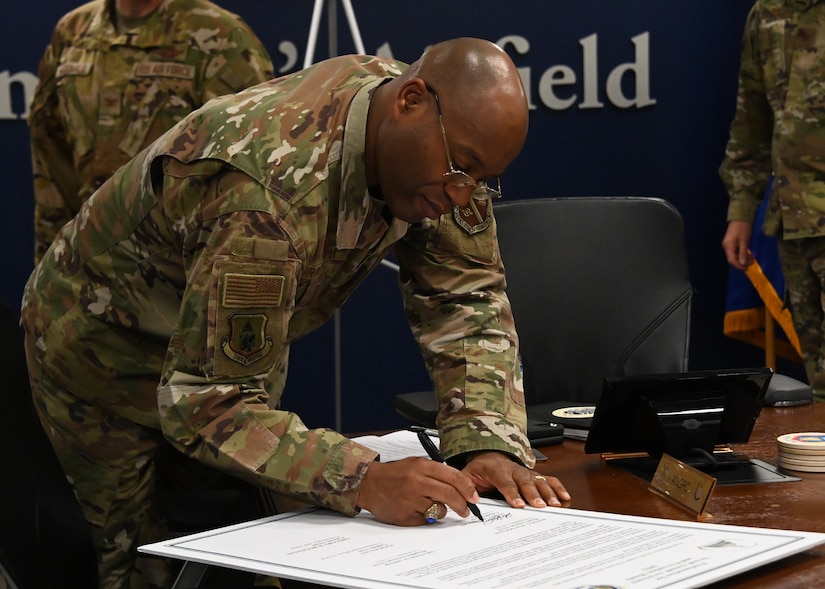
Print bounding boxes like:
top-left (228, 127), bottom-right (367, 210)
top-left (22, 38), bottom-right (570, 588)
top-left (721, 0), bottom-right (825, 398)
top-left (29, 0), bottom-right (274, 263)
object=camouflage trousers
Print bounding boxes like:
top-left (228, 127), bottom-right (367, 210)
top-left (777, 236), bottom-right (825, 398)
top-left (26, 364), bottom-right (287, 589)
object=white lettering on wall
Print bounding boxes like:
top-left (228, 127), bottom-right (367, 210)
top-left (277, 41), bottom-right (299, 74)
top-left (605, 33), bottom-right (656, 108)
top-left (2, 32), bottom-right (656, 121)
top-left (0, 70), bottom-right (38, 120)
top-left (498, 35), bottom-right (537, 110)
top-left (498, 32), bottom-right (657, 111)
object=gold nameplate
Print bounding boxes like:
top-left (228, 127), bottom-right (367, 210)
top-left (650, 454), bottom-right (717, 519)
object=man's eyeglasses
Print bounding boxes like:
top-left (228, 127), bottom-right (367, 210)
top-left (425, 83), bottom-right (502, 202)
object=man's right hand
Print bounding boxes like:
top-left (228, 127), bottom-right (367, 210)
top-left (722, 220), bottom-right (755, 271)
top-left (356, 458), bottom-right (481, 526)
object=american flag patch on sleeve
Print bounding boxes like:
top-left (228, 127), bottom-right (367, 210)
top-left (222, 273), bottom-right (285, 308)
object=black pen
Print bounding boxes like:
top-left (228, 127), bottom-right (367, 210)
top-left (413, 427), bottom-right (484, 522)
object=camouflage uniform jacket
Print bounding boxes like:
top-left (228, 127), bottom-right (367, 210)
top-left (29, 0), bottom-right (274, 262)
top-left (720, 0), bottom-right (825, 238)
top-left (22, 55), bottom-right (533, 517)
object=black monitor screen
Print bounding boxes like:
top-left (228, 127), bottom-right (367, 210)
top-left (584, 368), bottom-right (773, 458)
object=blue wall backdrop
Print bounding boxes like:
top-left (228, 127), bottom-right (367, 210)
top-left (0, 1), bottom-right (797, 433)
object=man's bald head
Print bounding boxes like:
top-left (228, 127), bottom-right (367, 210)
top-left (407, 38), bottom-right (525, 106)
top-left (365, 38), bottom-right (529, 222)
top-left (401, 38), bottom-right (528, 147)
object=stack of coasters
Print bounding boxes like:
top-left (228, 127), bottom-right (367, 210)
top-left (777, 432), bottom-right (825, 472)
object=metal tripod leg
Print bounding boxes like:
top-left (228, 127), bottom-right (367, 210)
top-left (304, 0), bottom-right (366, 68)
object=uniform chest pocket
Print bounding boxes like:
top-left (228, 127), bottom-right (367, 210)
top-left (56, 50), bottom-right (96, 157)
top-left (787, 44), bottom-right (825, 108)
top-left (119, 59), bottom-right (199, 157)
top-left (431, 203), bottom-right (496, 265)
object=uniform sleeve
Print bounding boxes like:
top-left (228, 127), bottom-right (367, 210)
top-left (719, 5), bottom-right (775, 223)
top-left (155, 163), bottom-right (376, 516)
top-left (393, 205), bottom-right (535, 469)
top-left (200, 20), bottom-right (274, 99)
top-left (29, 33), bottom-right (82, 264)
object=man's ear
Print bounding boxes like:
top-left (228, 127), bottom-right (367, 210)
top-left (397, 78), bottom-right (428, 115)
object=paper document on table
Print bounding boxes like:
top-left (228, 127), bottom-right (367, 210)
top-left (350, 429), bottom-right (430, 461)
top-left (140, 500), bottom-right (825, 589)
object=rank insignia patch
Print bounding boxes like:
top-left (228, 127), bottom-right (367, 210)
top-left (221, 313), bottom-right (274, 366)
top-left (453, 194), bottom-right (491, 234)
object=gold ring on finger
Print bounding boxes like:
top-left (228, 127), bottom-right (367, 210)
top-left (533, 474), bottom-right (547, 482)
top-left (424, 502), bottom-right (442, 523)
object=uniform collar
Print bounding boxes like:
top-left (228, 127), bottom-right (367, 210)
top-left (336, 78), bottom-right (408, 250)
top-left (90, 0), bottom-right (178, 45)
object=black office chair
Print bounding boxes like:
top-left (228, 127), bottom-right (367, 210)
top-left (499, 196), bottom-right (694, 404)
top-left (395, 197), bottom-right (810, 428)
top-left (0, 302), bottom-right (99, 589)
top-left (394, 196), bottom-right (694, 425)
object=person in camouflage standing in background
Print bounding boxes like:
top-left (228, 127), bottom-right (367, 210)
top-left (721, 0), bottom-right (825, 399)
top-left (29, 0), bottom-right (274, 263)
top-left (21, 37), bottom-right (570, 589)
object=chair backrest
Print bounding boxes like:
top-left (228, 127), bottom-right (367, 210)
top-left (0, 303), bottom-right (98, 589)
top-left (495, 197), bottom-right (692, 404)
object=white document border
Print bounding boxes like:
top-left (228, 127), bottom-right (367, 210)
top-left (140, 501), bottom-right (825, 589)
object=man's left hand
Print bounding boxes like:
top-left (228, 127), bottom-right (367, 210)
top-left (462, 451), bottom-right (570, 508)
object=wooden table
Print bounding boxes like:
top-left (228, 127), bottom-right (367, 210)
top-left (534, 402), bottom-right (825, 588)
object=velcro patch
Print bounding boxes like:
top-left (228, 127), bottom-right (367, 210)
top-left (221, 312), bottom-right (273, 366)
top-left (56, 63), bottom-right (92, 77)
top-left (133, 61), bottom-right (195, 79)
top-left (230, 237), bottom-right (289, 261)
top-left (100, 88), bottom-right (122, 117)
top-left (453, 194), bottom-right (491, 234)
top-left (223, 273), bottom-right (285, 308)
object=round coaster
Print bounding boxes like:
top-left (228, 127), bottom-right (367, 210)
top-left (777, 432), bottom-right (825, 454)
top-left (551, 406), bottom-right (596, 420)
top-left (777, 454), bottom-right (825, 467)
top-left (778, 459), bottom-right (825, 473)
top-left (778, 446), bottom-right (825, 457)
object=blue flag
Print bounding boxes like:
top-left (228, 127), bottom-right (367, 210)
top-left (723, 181), bottom-right (801, 362)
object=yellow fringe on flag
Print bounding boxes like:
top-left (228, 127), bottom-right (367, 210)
top-left (723, 258), bottom-right (802, 363)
